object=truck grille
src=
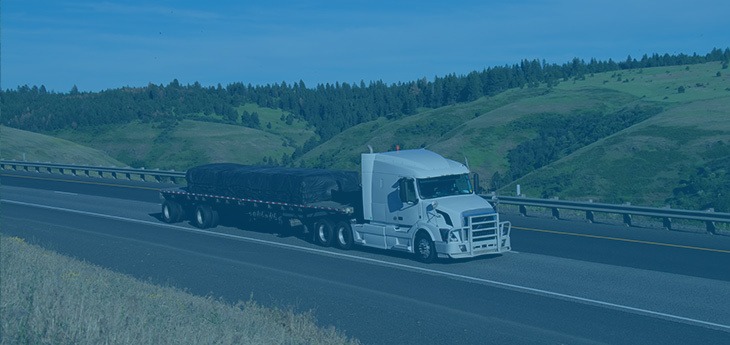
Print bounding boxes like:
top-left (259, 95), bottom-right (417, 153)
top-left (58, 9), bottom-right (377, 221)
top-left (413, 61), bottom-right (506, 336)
top-left (464, 213), bottom-right (510, 254)
top-left (469, 214), bottom-right (498, 242)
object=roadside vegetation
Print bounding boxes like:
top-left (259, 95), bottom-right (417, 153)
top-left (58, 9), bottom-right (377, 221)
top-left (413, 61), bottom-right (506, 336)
top-left (0, 236), bottom-right (360, 345)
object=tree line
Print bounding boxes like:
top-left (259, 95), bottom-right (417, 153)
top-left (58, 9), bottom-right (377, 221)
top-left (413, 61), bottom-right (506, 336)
top-left (2, 48), bottom-right (728, 145)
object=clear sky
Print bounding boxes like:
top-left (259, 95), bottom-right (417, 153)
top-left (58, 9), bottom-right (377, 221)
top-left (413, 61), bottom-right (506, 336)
top-left (2, 0), bottom-right (728, 92)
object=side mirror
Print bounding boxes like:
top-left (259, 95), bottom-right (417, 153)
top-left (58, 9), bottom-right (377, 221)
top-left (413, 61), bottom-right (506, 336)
top-left (472, 173), bottom-right (480, 194)
top-left (398, 178), bottom-right (418, 205)
top-left (399, 179), bottom-right (408, 202)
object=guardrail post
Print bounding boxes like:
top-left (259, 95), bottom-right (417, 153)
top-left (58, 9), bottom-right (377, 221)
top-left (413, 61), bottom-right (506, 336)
top-left (706, 221), bottom-right (716, 235)
top-left (550, 197), bottom-right (560, 219)
top-left (586, 210), bottom-right (594, 223)
top-left (551, 207), bottom-right (560, 220)
top-left (622, 202), bottom-right (632, 227)
top-left (519, 204), bottom-right (527, 217)
top-left (623, 213), bottom-right (632, 227)
top-left (662, 217), bottom-right (672, 230)
top-left (706, 208), bottom-right (717, 235)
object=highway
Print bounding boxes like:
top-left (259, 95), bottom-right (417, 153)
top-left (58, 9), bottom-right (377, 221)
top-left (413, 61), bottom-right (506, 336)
top-left (2, 170), bottom-right (730, 344)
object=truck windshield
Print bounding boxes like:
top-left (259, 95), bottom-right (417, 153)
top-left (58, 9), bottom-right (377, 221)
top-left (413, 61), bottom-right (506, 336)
top-left (417, 174), bottom-right (473, 199)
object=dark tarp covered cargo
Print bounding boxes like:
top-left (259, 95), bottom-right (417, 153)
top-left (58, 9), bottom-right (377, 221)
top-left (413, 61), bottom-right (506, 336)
top-left (185, 164), bottom-right (360, 205)
top-left (185, 163), bottom-right (242, 195)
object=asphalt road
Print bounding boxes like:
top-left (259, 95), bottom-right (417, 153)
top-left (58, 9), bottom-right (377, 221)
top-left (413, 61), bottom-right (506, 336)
top-left (2, 171), bottom-right (730, 344)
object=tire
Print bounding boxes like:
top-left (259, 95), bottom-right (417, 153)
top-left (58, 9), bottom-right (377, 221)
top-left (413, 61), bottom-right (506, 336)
top-left (193, 204), bottom-right (218, 229)
top-left (334, 221), bottom-right (354, 250)
top-left (313, 219), bottom-right (334, 247)
top-left (161, 200), bottom-right (183, 223)
top-left (414, 232), bottom-right (437, 263)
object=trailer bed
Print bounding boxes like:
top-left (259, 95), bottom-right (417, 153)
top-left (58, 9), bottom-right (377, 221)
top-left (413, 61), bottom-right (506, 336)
top-left (160, 187), bottom-right (355, 215)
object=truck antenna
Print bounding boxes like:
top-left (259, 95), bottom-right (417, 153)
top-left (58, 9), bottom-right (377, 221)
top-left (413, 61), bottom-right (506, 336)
top-left (464, 155), bottom-right (469, 168)
top-left (367, 145), bottom-right (374, 153)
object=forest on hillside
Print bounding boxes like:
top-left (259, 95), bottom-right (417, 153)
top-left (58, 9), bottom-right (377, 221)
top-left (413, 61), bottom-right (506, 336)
top-left (3, 48), bottom-right (729, 150)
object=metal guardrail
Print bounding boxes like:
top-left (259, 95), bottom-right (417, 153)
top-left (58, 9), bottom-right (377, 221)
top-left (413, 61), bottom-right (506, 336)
top-left (2, 160), bottom-right (728, 235)
top-left (487, 195), bottom-right (729, 235)
top-left (0, 160), bottom-right (186, 184)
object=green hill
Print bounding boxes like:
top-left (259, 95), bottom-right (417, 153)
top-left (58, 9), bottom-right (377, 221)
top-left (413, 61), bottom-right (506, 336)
top-left (0, 126), bottom-right (125, 166)
top-left (299, 62), bottom-right (730, 210)
top-left (43, 103), bottom-right (317, 170)
top-left (50, 119), bottom-right (301, 170)
top-left (296, 87), bottom-right (554, 170)
top-left (504, 62), bottom-right (730, 210)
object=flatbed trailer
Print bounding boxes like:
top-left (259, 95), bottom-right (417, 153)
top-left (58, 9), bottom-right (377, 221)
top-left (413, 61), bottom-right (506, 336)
top-left (160, 187), bottom-right (358, 246)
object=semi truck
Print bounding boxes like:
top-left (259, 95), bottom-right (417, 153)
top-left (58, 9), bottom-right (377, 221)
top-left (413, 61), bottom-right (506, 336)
top-left (159, 148), bottom-right (511, 262)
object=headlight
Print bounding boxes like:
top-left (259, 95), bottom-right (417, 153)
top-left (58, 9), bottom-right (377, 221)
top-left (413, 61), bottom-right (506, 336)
top-left (449, 231), bottom-right (461, 242)
top-left (440, 229), bottom-right (462, 242)
top-left (439, 228), bottom-right (449, 241)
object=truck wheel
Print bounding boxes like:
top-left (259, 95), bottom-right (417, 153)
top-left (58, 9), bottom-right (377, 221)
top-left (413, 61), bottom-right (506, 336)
top-left (334, 221), bottom-right (353, 250)
top-left (313, 219), bottom-right (334, 247)
top-left (193, 205), bottom-right (218, 229)
top-left (161, 200), bottom-right (183, 223)
top-left (415, 232), bottom-right (436, 263)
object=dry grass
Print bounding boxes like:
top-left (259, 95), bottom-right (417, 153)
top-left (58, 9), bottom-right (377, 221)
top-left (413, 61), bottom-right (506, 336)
top-left (0, 236), bottom-right (360, 345)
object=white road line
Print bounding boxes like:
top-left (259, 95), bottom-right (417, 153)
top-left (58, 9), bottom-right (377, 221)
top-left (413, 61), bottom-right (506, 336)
top-left (3, 198), bottom-right (730, 333)
top-left (53, 191), bottom-right (78, 196)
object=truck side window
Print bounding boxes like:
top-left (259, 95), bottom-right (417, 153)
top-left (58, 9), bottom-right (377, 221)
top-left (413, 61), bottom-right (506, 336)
top-left (399, 178), bottom-right (418, 205)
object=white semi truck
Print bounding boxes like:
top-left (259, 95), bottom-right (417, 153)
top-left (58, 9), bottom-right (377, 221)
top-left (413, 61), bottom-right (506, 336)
top-left (160, 148), bottom-right (511, 262)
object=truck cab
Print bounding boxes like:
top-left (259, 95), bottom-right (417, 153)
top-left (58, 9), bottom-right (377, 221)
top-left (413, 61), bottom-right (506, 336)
top-left (353, 149), bottom-right (511, 262)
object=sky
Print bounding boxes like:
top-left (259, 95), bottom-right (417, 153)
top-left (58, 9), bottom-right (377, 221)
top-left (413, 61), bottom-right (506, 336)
top-left (2, 0), bottom-right (729, 93)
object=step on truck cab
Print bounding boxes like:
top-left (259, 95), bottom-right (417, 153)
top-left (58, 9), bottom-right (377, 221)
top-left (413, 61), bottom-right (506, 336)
top-left (353, 148), bottom-right (511, 262)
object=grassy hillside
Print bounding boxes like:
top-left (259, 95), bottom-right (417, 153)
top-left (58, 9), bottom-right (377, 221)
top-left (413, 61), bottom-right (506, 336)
top-left (33, 102), bottom-right (315, 170)
top-left (429, 88), bottom-right (641, 177)
top-left (296, 87), bottom-right (554, 170)
top-left (301, 62), bottom-right (730, 210)
top-left (236, 103), bottom-right (317, 148)
top-left (557, 61), bottom-right (730, 102)
top-left (297, 84), bottom-right (643, 177)
top-left (51, 120), bottom-right (296, 170)
top-left (0, 126), bottom-right (125, 166)
top-left (506, 97), bottom-right (730, 206)
top-left (503, 62), bottom-right (730, 208)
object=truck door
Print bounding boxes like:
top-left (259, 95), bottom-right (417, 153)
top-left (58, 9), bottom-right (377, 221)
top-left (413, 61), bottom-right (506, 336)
top-left (391, 178), bottom-right (421, 231)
